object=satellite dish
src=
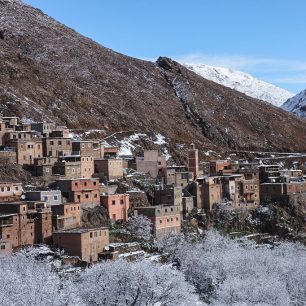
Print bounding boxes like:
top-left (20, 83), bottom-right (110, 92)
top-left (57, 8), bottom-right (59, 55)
top-left (104, 246), bottom-right (110, 251)
top-left (21, 195), bottom-right (26, 200)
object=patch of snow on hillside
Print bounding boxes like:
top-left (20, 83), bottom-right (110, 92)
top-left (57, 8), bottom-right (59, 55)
top-left (183, 63), bottom-right (294, 107)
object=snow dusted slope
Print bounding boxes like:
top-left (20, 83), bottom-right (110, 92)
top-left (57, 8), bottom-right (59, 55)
top-left (281, 89), bottom-right (306, 118)
top-left (184, 64), bottom-right (294, 107)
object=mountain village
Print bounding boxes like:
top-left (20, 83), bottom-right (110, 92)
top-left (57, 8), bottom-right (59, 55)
top-left (0, 115), bottom-right (305, 263)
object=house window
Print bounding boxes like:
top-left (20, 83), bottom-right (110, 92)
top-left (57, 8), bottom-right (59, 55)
top-left (50, 141), bottom-right (54, 145)
top-left (93, 181), bottom-right (97, 186)
top-left (120, 200), bottom-right (124, 204)
top-left (84, 182), bottom-right (87, 187)
top-left (85, 194), bottom-right (89, 199)
top-left (160, 220), bottom-right (162, 224)
top-left (58, 141), bottom-right (62, 145)
top-left (90, 232), bottom-right (93, 238)
top-left (167, 219), bottom-right (170, 222)
top-left (94, 194), bottom-right (98, 198)
top-left (255, 185), bottom-right (258, 189)
top-left (6, 235), bottom-right (10, 239)
top-left (1, 245), bottom-right (5, 250)
top-left (7, 187), bottom-right (10, 192)
top-left (112, 200), bottom-right (116, 205)
top-left (54, 195), bottom-right (58, 201)
top-left (94, 232), bottom-right (97, 237)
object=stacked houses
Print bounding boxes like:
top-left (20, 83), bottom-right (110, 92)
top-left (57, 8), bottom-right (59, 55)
top-left (0, 116), bottom-right (305, 260)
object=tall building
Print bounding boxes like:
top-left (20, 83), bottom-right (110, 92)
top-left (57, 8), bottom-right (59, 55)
top-left (188, 143), bottom-right (199, 179)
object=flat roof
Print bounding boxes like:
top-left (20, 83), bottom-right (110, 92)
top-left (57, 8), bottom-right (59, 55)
top-left (53, 227), bottom-right (108, 234)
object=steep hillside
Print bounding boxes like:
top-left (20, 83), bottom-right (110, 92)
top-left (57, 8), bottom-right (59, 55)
top-left (184, 63), bottom-right (294, 107)
top-left (1, 0), bottom-right (306, 157)
top-left (281, 89), bottom-right (306, 118)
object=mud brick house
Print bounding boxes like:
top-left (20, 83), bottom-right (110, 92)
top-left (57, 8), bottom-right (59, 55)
top-left (136, 150), bottom-right (167, 179)
top-left (0, 201), bottom-right (52, 248)
top-left (188, 143), bottom-right (199, 179)
top-left (165, 166), bottom-right (187, 185)
top-left (210, 160), bottom-right (233, 176)
top-left (0, 240), bottom-right (12, 257)
top-left (0, 148), bottom-right (17, 163)
top-left (100, 194), bottom-right (130, 222)
top-left (5, 132), bottom-right (43, 165)
top-left (0, 182), bottom-right (23, 202)
top-left (55, 155), bottom-right (94, 179)
top-left (259, 164), bottom-right (281, 183)
top-left (53, 227), bottom-right (109, 263)
top-left (55, 178), bottom-right (100, 208)
top-left (51, 203), bottom-right (81, 231)
top-left (103, 146), bottom-right (118, 159)
top-left (94, 158), bottom-right (123, 181)
top-left (72, 140), bottom-right (104, 159)
top-left (42, 134), bottom-right (72, 157)
top-left (135, 205), bottom-right (181, 239)
top-left (53, 159), bottom-right (81, 180)
top-left (25, 190), bottom-right (62, 207)
top-left (34, 157), bottom-right (58, 182)
top-left (31, 122), bottom-right (56, 137)
top-left (191, 176), bottom-right (223, 211)
top-left (260, 181), bottom-right (306, 201)
top-left (153, 185), bottom-right (182, 207)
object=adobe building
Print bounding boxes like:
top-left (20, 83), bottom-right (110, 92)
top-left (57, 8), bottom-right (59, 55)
top-left (31, 122), bottom-right (56, 137)
top-left (188, 143), bottom-right (199, 179)
top-left (165, 166), bottom-right (187, 185)
top-left (94, 158), bottom-right (123, 181)
top-left (103, 146), bottom-right (119, 158)
top-left (55, 155), bottom-right (94, 179)
top-left (210, 160), bottom-right (233, 176)
top-left (25, 190), bottom-right (62, 207)
top-left (42, 136), bottom-right (72, 157)
top-left (190, 176), bottom-right (223, 211)
top-left (259, 164), bottom-right (281, 183)
top-left (55, 178), bottom-right (100, 208)
top-left (51, 203), bottom-right (81, 231)
top-left (0, 201), bottom-right (52, 248)
top-left (5, 132), bottom-right (43, 165)
top-left (0, 240), bottom-right (12, 257)
top-left (0, 182), bottom-right (23, 202)
top-left (53, 227), bottom-right (109, 263)
top-left (72, 140), bottom-right (104, 159)
top-left (33, 157), bottom-right (58, 182)
top-left (0, 148), bottom-right (17, 164)
top-left (135, 205), bottom-right (181, 239)
top-left (153, 185), bottom-right (182, 207)
top-left (136, 150), bottom-right (167, 179)
top-left (260, 181), bottom-right (306, 202)
top-left (52, 160), bottom-right (81, 180)
top-left (100, 194), bottom-right (130, 222)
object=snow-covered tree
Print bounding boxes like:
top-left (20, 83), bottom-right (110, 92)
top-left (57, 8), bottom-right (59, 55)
top-left (75, 260), bottom-right (198, 306)
top-left (0, 251), bottom-right (81, 306)
top-left (160, 231), bottom-right (306, 305)
top-left (126, 215), bottom-right (153, 242)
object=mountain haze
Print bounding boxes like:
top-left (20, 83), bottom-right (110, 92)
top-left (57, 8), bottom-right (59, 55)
top-left (1, 0), bottom-right (306, 158)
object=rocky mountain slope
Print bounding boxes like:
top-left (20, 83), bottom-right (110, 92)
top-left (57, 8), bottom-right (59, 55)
top-left (281, 89), bottom-right (306, 118)
top-left (1, 0), bottom-right (306, 157)
top-left (184, 63), bottom-right (294, 107)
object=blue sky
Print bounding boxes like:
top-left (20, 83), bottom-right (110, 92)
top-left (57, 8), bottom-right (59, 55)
top-left (24, 0), bottom-right (306, 93)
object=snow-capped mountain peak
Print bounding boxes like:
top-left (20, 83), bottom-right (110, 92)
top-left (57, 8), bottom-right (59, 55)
top-left (183, 63), bottom-right (294, 107)
top-left (281, 89), bottom-right (306, 118)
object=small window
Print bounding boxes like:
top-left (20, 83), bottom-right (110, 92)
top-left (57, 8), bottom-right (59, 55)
top-left (50, 141), bottom-right (54, 146)
top-left (6, 235), bottom-right (10, 239)
top-left (90, 232), bottom-right (93, 238)
top-left (1, 245), bottom-right (5, 250)
top-left (93, 181), bottom-right (97, 186)
top-left (160, 220), bottom-right (162, 224)
top-left (58, 141), bottom-right (62, 145)
top-left (120, 199), bottom-right (124, 204)
top-left (112, 200), bottom-right (116, 205)
top-left (54, 195), bottom-right (58, 201)
top-left (85, 194), bottom-right (89, 199)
